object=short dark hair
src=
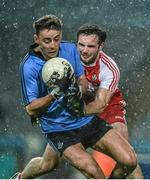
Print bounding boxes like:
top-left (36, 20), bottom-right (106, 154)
top-left (33, 14), bottom-right (63, 35)
top-left (77, 24), bottom-right (106, 45)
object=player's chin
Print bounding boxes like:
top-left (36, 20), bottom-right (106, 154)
top-left (81, 56), bottom-right (87, 61)
top-left (81, 58), bottom-right (91, 65)
top-left (81, 55), bottom-right (91, 61)
top-left (47, 53), bottom-right (57, 59)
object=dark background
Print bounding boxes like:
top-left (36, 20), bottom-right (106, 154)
top-left (0, 0), bottom-right (150, 178)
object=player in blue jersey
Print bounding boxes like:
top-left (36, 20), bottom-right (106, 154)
top-left (12, 15), bottom-right (137, 179)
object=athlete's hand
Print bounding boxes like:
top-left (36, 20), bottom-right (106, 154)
top-left (65, 82), bottom-right (85, 117)
top-left (66, 96), bottom-right (85, 117)
top-left (31, 116), bottom-right (39, 126)
top-left (48, 86), bottom-right (64, 100)
top-left (46, 72), bottom-right (76, 100)
top-left (83, 82), bottom-right (98, 103)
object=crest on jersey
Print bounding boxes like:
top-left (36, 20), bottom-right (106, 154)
top-left (92, 74), bottom-right (97, 81)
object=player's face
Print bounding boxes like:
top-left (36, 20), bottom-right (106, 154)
top-left (77, 34), bottom-right (100, 65)
top-left (35, 29), bottom-right (62, 60)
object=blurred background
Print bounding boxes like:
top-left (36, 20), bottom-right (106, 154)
top-left (0, 0), bottom-right (150, 178)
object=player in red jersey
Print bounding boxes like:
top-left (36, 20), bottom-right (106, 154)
top-left (77, 24), bottom-right (143, 179)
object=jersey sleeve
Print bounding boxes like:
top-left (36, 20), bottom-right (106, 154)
top-left (100, 60), bottom-right (120, 92)
top-left (20, 61), bottom-right (39, 106)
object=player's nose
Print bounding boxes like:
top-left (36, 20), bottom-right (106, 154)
top-left (82, 46), bottom-right (89, 53)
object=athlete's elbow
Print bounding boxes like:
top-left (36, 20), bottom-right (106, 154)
top-left (26, 107), bottom-right (33, 116)
top-left (26, 106), bottom-right (38, 117)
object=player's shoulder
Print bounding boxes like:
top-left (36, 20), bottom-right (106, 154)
top-left (100, 51), bottom-right (118, 67)
top-left (20, 53), bottom-right (36, 66)
top-left (21, 44), bottom-right (44, 64)
top-left (20, 52), bottom-right (42, 73)
top-left (20, 53), bottom-right (30, 68)
top-left (100, 51), bottom-right (114, 61)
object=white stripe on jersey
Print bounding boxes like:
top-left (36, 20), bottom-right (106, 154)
top-left (99, 51), bottom-right (120, 92)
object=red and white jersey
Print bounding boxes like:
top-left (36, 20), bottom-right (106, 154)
top-left (84, 51), bottom-right (120, 93)
top-left (84, 51), bottom-right (126, 124)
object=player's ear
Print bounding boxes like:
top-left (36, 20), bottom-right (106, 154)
top-left (59, 30), bottom-right (62, 39)
top-left (34, 34), bottom-right (39, 44)
top-left (99, 42), bottom-right (105, 50)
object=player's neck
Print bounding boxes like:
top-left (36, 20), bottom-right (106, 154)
top-left (34, 46), bottom-right (49, 61)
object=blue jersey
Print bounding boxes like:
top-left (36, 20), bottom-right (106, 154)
top-left (20, 41), bottom-right (94, 134)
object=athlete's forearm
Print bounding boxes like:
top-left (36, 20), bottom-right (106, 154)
top-left (84, 88), bottom-right (113, 115)
top-left (26, 94), bottom-right (54, 117)
top-left (84, 99), bottom-right (106, 115)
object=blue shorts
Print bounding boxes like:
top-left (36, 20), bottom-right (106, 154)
top-left (46, 116), bottom-right (112, 156)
